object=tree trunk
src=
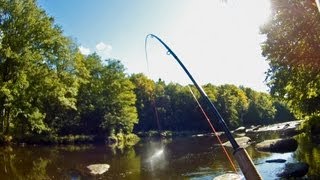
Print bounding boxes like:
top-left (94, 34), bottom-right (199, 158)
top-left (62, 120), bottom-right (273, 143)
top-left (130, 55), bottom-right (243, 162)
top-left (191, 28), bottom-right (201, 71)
top-left (1, 108), bottom-right (5, 134)
top-left (4, 108), bottom-right (10, 135)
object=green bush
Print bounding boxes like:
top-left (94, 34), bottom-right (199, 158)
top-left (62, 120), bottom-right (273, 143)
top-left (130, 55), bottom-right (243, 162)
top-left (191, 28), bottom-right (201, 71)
top-left (125, 133), bottom-right (140, 146)
top-left (309, 115), bottom-right (320, 135)
top-left (0, 135), bottom-right (12, 144)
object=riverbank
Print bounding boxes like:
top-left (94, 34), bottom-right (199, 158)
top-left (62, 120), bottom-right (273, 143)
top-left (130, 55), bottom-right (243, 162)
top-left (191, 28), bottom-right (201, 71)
top-left (0, 133), bottom-right (140, 147)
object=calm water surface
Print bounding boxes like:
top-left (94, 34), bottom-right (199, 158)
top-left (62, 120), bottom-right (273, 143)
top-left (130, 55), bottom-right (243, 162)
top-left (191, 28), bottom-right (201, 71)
top-left (0, 132), bottom-right (319, 179)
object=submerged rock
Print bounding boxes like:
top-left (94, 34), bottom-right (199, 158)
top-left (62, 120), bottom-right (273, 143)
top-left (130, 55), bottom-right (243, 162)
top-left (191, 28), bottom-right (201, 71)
top-left (277, 162), bottom-right (309, 178)
top-left (265, 159), bottom-right (286, 163)
top-left (223, 137), bottom-right (252, 148)
top-left (213, 173), bottom-right (243, 180)
top-left (87, 164), bottom-right (110, 175)
top-left (256, 138), bottom-right (298, 153)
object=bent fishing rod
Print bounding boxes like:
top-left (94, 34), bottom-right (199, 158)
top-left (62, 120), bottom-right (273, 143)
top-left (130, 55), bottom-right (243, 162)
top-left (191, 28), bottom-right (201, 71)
top-left (145, 34), bottom-right (262, 180)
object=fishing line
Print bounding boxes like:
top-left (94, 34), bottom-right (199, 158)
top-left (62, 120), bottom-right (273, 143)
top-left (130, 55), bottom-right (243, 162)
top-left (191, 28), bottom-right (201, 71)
top-left (187, 86), bottom-right (238, 173)
top-left (145, 34), bottom-right (239, 149)
top-left (144, 36), bottom-right (166, 171)
top-left (144, 34), bottom-right (262, 180)
top-left (145, 35), bottom-right (162, 135)
top-left (145, 34), bottom-right (237, 172)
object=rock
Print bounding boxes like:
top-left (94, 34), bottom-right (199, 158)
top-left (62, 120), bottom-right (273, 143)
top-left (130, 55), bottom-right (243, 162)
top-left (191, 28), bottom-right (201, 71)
top-left (234, 126), bottom-right (246, 133)
top-left (256, 138), bottom-right (298, 153)
top-left (252, 125), bottom-right (262, 131)
top-left (223, 137), bottom-right (252, 148)
top-left (265, 159), bottom-right (286, 163)
top-left (280, 128), bottom-right (301, 137)
top-left (87, 164), bottom-right (110, 175)
top-left (213, 173), bottom-right (243, 180)
top-left (245, 125), bottom-right (261, 133)
top-left (245, 121), bottom-right (303, 138)
top-left (235, 133), bottom-right (246, 137)
top-left (277, 162), bottom-right (309, 178)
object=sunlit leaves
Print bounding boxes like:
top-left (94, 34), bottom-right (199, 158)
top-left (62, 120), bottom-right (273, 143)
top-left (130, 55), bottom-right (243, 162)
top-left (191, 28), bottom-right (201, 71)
top-left (0, 0), bottom-right (86, 135)
top-left (216, 84), bottom-right (249, 128)
top-left (261, 0), bottom-right (320, 118)
top-left (77, 55), bottom-right (138, 135)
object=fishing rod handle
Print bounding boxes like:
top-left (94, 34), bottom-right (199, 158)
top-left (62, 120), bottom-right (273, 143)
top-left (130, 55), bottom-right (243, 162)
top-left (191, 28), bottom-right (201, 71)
top-left (233, 148), bottom-right (262, 180)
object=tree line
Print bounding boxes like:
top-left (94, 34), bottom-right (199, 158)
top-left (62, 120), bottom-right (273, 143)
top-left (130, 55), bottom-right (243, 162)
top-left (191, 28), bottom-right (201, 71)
top-left (131, 74), bottom-right (294, 133)
top-left (0, 0), bottom-right (296, 143)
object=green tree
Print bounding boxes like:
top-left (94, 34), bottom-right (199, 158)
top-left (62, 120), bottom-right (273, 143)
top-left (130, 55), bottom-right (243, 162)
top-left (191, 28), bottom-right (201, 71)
top-left (153, 79), bottom-right (170, 131)
top-left (273, 100), bottom-right (295, 123)
top-left (216, 85), bottom-right (249, 128)
top-left (0, 0), bottom-right (85, 136)
top-left (130, 73), bottom-right (157, 131)
top-left (242, 87), bottom-right (276, 125)
top-left (261, 0), bottom-right (320, 119)
top-left (164, 83), bottom-right (202, 131)
top-left (77, 54), bottom-right (137, 136)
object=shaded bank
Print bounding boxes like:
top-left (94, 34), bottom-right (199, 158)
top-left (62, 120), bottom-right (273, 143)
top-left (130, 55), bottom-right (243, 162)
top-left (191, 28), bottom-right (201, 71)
top-left (0, 133), bottom-right (140, 147)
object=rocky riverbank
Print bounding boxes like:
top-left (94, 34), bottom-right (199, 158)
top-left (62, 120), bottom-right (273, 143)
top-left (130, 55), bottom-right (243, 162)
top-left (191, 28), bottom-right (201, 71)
top-left (221, 120), bottom-right (311, 179)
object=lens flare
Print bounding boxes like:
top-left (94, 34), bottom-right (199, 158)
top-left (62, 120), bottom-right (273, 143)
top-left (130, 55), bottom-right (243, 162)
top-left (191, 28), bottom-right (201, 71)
top-left (149, 148), bottom-right (164, 162)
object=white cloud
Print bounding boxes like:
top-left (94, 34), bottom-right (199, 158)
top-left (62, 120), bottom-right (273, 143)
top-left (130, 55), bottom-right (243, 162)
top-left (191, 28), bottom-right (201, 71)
top-left (79, 46), bottom-right (91, 55)
top-left (95, 42), bottom-right (112, 59)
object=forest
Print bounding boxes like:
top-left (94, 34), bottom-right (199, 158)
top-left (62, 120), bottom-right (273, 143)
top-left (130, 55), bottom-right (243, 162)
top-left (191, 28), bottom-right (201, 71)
top-left (1, 0), bottom-right (319, 145)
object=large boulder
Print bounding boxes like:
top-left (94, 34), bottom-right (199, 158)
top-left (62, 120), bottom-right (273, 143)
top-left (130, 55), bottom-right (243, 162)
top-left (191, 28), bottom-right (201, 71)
top-left (256, 138), bottom-right (298, 153)
top-left (87, 164), bottom-right (110, 175)
top-left (223, 137), bottom-right (252, 148)
top-left (213, 173), bottom-right (243, 180)
top-left (246, 121), bottom-right (302, 138)
top-left (277, 162), bottom-right (309, 178)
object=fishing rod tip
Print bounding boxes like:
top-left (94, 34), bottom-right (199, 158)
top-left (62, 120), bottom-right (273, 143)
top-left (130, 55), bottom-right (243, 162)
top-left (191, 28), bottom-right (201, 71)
top-left (146, 34), bottom-right (155, 38)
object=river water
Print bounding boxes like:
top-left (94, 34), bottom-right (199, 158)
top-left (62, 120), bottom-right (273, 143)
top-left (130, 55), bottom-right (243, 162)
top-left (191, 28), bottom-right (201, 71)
top-left (0, 132), bottom-right (319, 179)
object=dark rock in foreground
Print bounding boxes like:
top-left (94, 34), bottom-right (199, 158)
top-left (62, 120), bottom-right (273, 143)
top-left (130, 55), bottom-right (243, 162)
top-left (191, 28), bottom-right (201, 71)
top-left (265, 159), bottom-right (286, 163)
top-left (256, 138), bottom-right (298, 153)
top-left (277, 162), bottom-right (309, 178)
top-left (213, 173), bottom-right (243, 180)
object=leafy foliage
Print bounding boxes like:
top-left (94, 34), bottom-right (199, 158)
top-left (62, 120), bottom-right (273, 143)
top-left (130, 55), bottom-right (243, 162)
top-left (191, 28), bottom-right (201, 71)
top-left (261, 0), bottom-right (320, 119)
top-left (131, 78), bottom-right (295, 132)
top-left (0, 0), bottom-right (138, 142)
top-left (0, 0), bottom-right (84, 135)
top-left (215, 85), bottom-right (249, 128)
top-left (77, 54), bottom-right (138, 136)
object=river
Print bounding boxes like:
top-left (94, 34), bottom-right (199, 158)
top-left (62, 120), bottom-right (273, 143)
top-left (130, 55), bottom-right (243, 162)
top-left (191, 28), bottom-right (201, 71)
top-left (0, 131), bottom-right (319, 179)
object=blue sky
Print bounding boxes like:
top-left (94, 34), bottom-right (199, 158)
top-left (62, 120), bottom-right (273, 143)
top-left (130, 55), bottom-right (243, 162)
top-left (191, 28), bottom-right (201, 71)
top-left (38, 0), bottom-right (271, 92)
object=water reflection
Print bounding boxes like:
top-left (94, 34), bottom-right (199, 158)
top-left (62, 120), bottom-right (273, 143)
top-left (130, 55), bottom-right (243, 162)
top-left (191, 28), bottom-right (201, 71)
top-left (148, 148), bottom-right (165, 170)
top-left (0, 133), bottom-right (319, 179)
top-left (294, 133), bottom-right (320, 179)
